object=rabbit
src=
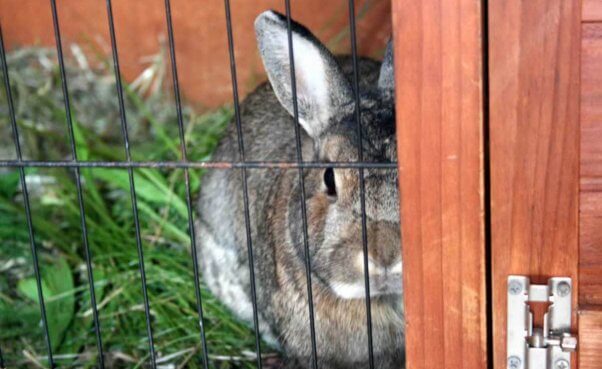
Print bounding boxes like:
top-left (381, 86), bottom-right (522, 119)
top-left (197, 9), bottom-right (403, 369)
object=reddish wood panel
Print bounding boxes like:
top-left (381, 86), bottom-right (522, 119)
top-left (488, 1), bottom-right (581, 368)
top-left (0, 0), bottom-right (390, 108)
top-left (581, 23), bottom-right (602, 184)
top-left (583, 0), bottom-right (602, 21)
top-left (578, 309), bottom-right (602, 369)
top-left (581, 196), bottom-right (602, 305)
top-left (393, 1), bottom-right (487, 368)
top-left (581, 23), bottom-right (602, 306)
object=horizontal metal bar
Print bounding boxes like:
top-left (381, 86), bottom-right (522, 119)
top-left (0, 160), bottom-right (398, 169)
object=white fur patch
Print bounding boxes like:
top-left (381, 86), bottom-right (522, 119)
top-left (329, 281), bottom-right (369, 299)
top-left (199, 228), bottom-right (280, 348)
top-left (200, 232), bottom-right (254, 321)
top-left (389, 260), bottom-right (402, 275)
top-left (355, 254), bottom-right (403, 276)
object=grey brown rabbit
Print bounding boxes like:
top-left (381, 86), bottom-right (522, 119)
top-left (197, 10), bottom-right (403, 369)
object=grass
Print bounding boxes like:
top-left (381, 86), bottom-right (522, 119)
top-left (0, 47), bottom-right (273, 368)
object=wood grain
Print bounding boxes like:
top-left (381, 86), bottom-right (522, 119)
top-left (578, 309), bottom-right (602, 369)
top-left (581, 23), bottom-right (602, 306)
top-left (583, 0), bottom-right (602, 21)
top-left (580, 195), bottom-right (602, 305)
top-left (488, 1), bottom-right (581, 368)
top-left (392, 1), bottom-right (487, 368)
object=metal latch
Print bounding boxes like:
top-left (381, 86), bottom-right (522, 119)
top-left (507, 276), bottom-right (577, 369)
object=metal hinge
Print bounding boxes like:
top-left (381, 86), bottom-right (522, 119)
top-left (507, 276), bottom-right (577, 369)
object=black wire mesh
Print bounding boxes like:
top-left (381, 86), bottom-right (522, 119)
top-left (1, 23), bottom-right (56, 369)
top-left (283, 1), bottom-right (320, 366)
top-left (347, 1), bottom-right (375, 367)
top-left (164, 0), bottom-right (211, 368)
top-left (223, 1), bottom-right (264, 368)
top-left (0, 1), bottom-right (396, 368)
top-left (105, 0), bottom-right (157, 367)
top-left (49, 0), bottom-right (105, 367)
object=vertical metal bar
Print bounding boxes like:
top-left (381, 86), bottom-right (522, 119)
top-left (223, 1), bottom-right (264, 368)
top-left (48, 2), bottom-right (105, 367)
top-left (162, 1), bottom-right (210, 368)
top-left (283, 2), bottom-right (319, 368)
top-left (104, 1), bottom-right (157, 367)
top-left (0, 25), bottom-right (55, 369)
top-left (347, 1), bottom-right (374, 367)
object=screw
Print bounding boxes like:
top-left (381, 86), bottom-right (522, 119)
top-left (508, 356), bottom-right (521, 369)
top-left (555, 359), bottom-right (569, 369)
top-left (557, 282), bottom-right (571, 297)
top-left (508, 280), bottom-right (523, 295)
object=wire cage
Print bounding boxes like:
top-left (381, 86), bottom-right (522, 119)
top-left (0, 0), bottom-right (398, 368)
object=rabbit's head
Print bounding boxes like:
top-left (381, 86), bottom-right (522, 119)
top-left (256, 11), bottom-right (400, 300)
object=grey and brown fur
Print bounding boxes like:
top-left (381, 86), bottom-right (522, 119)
top-left (197, 10), bottom-right (403, 369)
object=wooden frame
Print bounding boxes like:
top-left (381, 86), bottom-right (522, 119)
top-left (393, 1), bottom-right (488, 368)
top-left (394, 0), bottom-right (586, 368)
top-left (488, 1), bottom-right (581, 368)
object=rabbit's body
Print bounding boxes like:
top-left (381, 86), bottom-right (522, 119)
top-left (197, 11), bottom-right (403, 369)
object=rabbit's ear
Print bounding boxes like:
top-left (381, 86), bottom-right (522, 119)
top-left (255, 10), bottom-right (352, 138)
top-left (378, 39), bottom-right (395, 98)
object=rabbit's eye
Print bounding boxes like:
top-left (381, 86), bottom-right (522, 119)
top-left (323, 167), bottom-right (336, 196)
